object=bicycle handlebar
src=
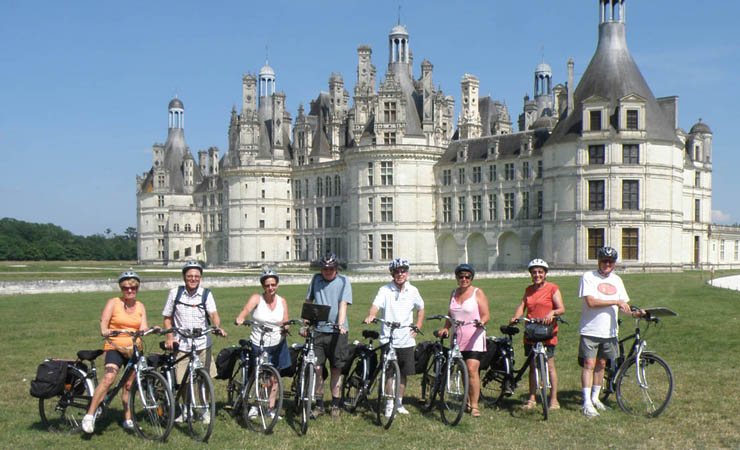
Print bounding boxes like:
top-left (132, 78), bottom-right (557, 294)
top-left (107, 327), bottom-right (162, 338)
top-left (513, 316), bottom-right (568, 326)
top-left (427, 314), bottom-right (485, 331)
top-left (365, 317), bottom-right (423, 335)
top-left (160, 326), bottom-right (223, 339)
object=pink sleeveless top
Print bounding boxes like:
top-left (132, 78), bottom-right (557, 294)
top-left (449, 288), bottom-right (486, 352)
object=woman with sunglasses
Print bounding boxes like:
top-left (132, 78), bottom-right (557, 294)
top-left (438, 264), bottom-right (489, 417)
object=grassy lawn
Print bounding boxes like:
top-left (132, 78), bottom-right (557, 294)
top-left (3, 271), bottom-right (739, 449)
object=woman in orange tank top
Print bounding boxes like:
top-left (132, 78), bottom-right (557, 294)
top-left (82, 271), bottom-right (151, 434)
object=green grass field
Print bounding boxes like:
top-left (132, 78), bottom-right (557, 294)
top-left (3, 270), bottom-right (740, 449)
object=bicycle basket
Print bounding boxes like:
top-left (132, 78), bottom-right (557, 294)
top-left (524, 323), bottom-right (554, 342)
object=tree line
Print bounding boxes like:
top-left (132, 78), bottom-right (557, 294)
top-left (0, 218), bottom-right (137, 261)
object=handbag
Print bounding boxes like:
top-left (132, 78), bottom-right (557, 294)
top-left (524, 322), bottom-right (554, 342)
top-left (107, 337), bottom-right (143, 359)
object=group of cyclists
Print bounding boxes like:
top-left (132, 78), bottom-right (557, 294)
top-left (81, 244), bottom-right (639, 435)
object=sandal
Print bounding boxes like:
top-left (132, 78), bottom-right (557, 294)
top-left (465, 403), bottom-right (472, 412)
top-left (471, 407), bottom-right (481, 417)
top-left (521, 400), bottom-right (537, 410)
top-left (549, 402), bottom-right (560, 410)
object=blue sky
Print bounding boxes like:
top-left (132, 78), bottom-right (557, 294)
top-left (1, 0), bottom-right (738, 236)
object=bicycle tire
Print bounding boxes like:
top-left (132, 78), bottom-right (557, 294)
top-left (298, 362), bottom-right (314, 435)
top-left (243, 364), bottom-right (283, 433)
top-left (186, 368), bottom-right (215, 442)
top-left (535, 353), bottom-right (549, 420)
top-left (615, 353), bottom-right (673, 418)
top-left (129, 370), bottom-right (175, 441)
top-left (479, 365), bottom-right (508, 407)
top-left (420, 354), bottom-right (440, 411)
top-left (39, 366), bottom-right (93, 434)
top-left (376, 359), bottom-right (400, 429)
top-left (342, 355), bottom-right (366, 413)
top-left (226, 361), bottom-right (247, 415)
top-left (440, 357), bottom-right (468, 426)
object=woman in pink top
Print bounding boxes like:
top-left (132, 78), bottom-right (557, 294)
top-left (439, 264), bottom-right (490, 417)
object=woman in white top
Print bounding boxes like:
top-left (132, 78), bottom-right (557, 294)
top-left (236, 269), bottom-right (291, 415)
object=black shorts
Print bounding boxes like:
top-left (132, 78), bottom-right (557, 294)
top-left (394, 346), bottom-right (416, 376)
top-left (461, 350), bottom-right (486, 362)
top-left (524, 344), bottom-right (556, 359)
top-left (314, 332), bottom-right (349, 370)
top-left (104, 349), bottom-right (130, 367)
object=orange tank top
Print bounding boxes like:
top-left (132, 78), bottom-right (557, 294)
top-left (104, 299), bottom-right (144, 351)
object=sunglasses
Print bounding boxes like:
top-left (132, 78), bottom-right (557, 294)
top-left (392, 269), bottom-right (408, 275)
top-left (457, 274), bottom-right (472, 280)
top-left (121, 286), bottom-right (138, 291)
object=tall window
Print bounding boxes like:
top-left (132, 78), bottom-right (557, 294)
top-left (472, 166), bottom-right (482, 183)
top-left (334, 175), bottom-right (341, 196)
top-left (626, 109), bottom-right (639, 130)
top-left (622, 180), bottom-right (639, 210)
top-left (457, 196), bottom-right (466, 222)
top-left (720, 240), bottom-right (726, 260)
top-left (210, 215), bottom-right (215, 232)
top-left (504, 163), bottom-right (515, 180)
top-left (380, 234), bottom-right (393, 259)
top-left (590, 110), bottom-right (602, 131)
top-left (383, 132), bottom-right (397, 145)
top-left (383, 101), bottom-right (397, 122)
top-left (368, 197), bottom-right (374, 222)
top-left (589, 145), bottom-right (605, 164)
top-left (380, 197), bottom-right (393, 222)
top-left (458, 167), bottom-right (465, 184)
top-left (367, 234), bottom-right (374, 259)
top-left (157, 195), bottom-right (164, 207)
top-left (488, 164), bottom-right (497, 182)
top-left (380, 161), bottom-right (393, 185)
top-left (623, 144), bottom-right (639, 164)
top-left (622, 228), bottom-right (639, 260)
top-left (259, 219), bottom-right (265, 229)
top-left (368, 162), bottom-right (374, 186)
top-left (217, 214), bottom-right (223, 231)
top-left (694, 199), bottom-right (701, 222)
top-left (295, 180), bottom-right (302, 199)
top-left (305, 179), bottom-right (309, 197)
top-left (537, 191), bottom-right (543, 218)
top-left (442, 197), bottom-right (452, 223)
top-left (521, 192), bottom-right (530, 219)
top-left (735, 240), bottom-right (739, 261)
top-left (695, 171), bottom-right (701, 187)
top-left (589, 180), bottom-right (605, 210)
top-left (522, 161), bottom-right (529, 179)
top-left (588, 228), bottom-right (605, 259)
top-left (504, 193), bottom-right (515, 220)
top-left (173, 223), bottom-right (180, 232)
top-left (488, 194), bottom-right (497, 220)
top-left (316, 207), bottom-right (323, 228)
top-left (317, 177), bottom-right (323, 197)
top-left (537, 160), bottom-right (543, 179)
top-left (334, 206), bottom-right (340, 228)
top-left (442, 169), bottom-right (452, 185)
top-left (325, 208), bottom-right (331, 228)
top-left (326, 177), bottom-right (332, 197)
top-left (296, 209), bottom-right (302, 229)
top-left (472, 195), bottom-right (482, 221)
top-left (158, 174), bottom-right (165, 187)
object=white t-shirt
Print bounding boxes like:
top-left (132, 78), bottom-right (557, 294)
top-left (372, 281), bottom-right (424, 348)
top-left (578, 270), bottom-right (629, 338)
top-left (250, 294), bottom-right (285, 347)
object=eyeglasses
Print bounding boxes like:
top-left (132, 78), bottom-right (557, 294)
top-left (457, 274), bottom-right (472, 280)
top-left (262, 283), bottom-right (277, 288)
top-left (392, 269), bottom-right (408, 275)
top-left (121, 286), bottom-right (138, 292)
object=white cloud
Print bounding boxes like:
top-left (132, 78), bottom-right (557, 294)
top-left (712, 210), bottom-right (732, 224)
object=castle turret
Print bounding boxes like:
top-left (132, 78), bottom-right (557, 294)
top-left (459, 74), bottom-right (482, 139)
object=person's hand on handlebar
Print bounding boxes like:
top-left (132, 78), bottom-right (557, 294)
top-left (438, 327), bottom-right (449, 338)
top-left (363, 315), bottom-right (376, 325)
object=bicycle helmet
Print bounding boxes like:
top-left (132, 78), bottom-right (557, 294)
top-left (182, 260), bottom-right (203, 275)
top-left (388, 257), bottom-right (410, 272)
top-left (118, 270), bottom-right (141, 284)
top-left (597, 246), bottom-right (618, 261)
top-left (454, 263), bottom-right (475, 279)
top-left (527, 258), bottom-right (549, 273)
top-left (260, 269), bottom-right (279, 284)
top-left (319, 252), bottom-right (339, 268)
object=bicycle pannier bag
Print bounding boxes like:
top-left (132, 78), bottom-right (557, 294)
top-left (524, 323), bottom-right (554, 342)
top-left (280, 345), bottom-right (300, 378)
top-left (30, 360), bottom-right (68, 399)
top-left (215, 346), bottom-right (241, 380)
top-left (479, 337), bottom-right (500, 370)
top-left (414, 341), bottom-right (435, 373)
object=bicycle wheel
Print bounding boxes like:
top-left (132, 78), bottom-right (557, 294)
top-left (615, 353), bottom-right (673, 418)
top-left (342, 356), bottom-right (366, 413)
top-left (376, 359), bottom-right (400, 429)
top-left (535, 353), bottom-right (549, 420)
top-left (420, 354), bottom-right (440, 411)
top-left (39, 366), bottom-right (93, 433)
top-left (440, 357), bottom-right (468, 426)
top-left (298, 362), bottom-right (315, 435)
top-left (186, 368), bottom-right (215, 442)
top-left (129, 370), bottom-right (175, 441)
top-left (479, 366), bottom-right (507, 407)
top-left (243, 365), bottom-right (283, 433)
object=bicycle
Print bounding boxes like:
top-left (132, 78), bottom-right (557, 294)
top-left (341, 318), bottom-right (412, 429)
top-left (154, 326), bottom-right (221, 442)
top-left (225, 319), bottom-right (285, 433)
top-left (479, 316), bottom-right (567, 420)
top-left (598, 306), bottom-right (676, 418)
top-left (420, 314), bottom-right (475, 426)
top-left (38, 328), bottom-right (175, 441)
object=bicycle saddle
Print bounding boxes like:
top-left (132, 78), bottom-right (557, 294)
top-left (500, 325), bottom-right (519, 336)
top-left (77, 349), bottom-right (104, 361)
top-left (362, 330), bottom-right (380, 340)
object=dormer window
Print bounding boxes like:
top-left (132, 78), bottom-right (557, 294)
top-left (618, 94), bottom-right (647, 133)
top-left (590, 110), bottom-right (602, 131)
top-left (626, 110), bottom-right (638, 130)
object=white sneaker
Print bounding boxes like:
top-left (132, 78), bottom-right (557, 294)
top-left (248, 406), bottom-right (259, 419)
top-left (582, 404), bottom-right (600, 418)
top-left (122, 419), bottom-right (135, 430)
top-left (81, 414), bottom-right (95, 434)
top-left (384, 401), bottom-right (394, 418)
top-left (174, 414), bottom-right (185, 423)
top-left (396, 405), bottom-right (409, 415)
top-left (268, 409), bottom-right (283, 420)
top-left (592, 399), bottom-right (608, 411)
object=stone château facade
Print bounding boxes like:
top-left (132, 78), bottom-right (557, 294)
top-left (136, 0), bottom-right (740, 272)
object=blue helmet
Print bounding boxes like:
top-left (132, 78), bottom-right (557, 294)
top-left (389, 257), bottom-right (410, 272)
top-left (454, 263), bottom-right (475, 279)
top-left (260, 269), bottom-right (279, 284)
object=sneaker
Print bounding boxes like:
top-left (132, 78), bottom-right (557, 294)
top-left (384, 401), bottom-right (394, 418)
top-left (122, 419), bottom-right (135, 431)
top-left (174, 414), bottom-right (185, 423)
top-left (200, 413), bottom-right (211, 424)
top-left (311, 405), bottom-right (325, 418)
top-left (248, 406), bottom-right (259, 419)
top-left (331, 406), bottom-right (341, 418)
top-left (268, 409), bottom-right (283, 420)
top-left (582, 404), bottom-right (600, 418)
top-left (396, 405), bottom-right (409, 415)
top-left (592, 399), bottom-right (609, 411)
top-left (81, 414), bottom-right (95, 434)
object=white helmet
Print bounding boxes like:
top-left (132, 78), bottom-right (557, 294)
top-left (527, 259), bottom-right (549, 272)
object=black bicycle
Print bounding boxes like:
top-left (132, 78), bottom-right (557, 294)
top-left (341, 318), bottom-right (412, 429)
top-left (420, 315), bottom-right (475, 426)
top-left (599, 307), bottom-right (676, 418)
top-left (155, 326), bottom-right (221, 442)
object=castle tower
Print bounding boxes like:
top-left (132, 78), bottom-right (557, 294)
top-left (388, 24), bottom-right (410, 66)
top-left (459, 74), bottom-right (482, 139)
top-left (258, 61), bottom-right (275, 106)
top-left (242, 73), bottom-right (257, 113)
top-left (534, 60), bottom-right (553, 116)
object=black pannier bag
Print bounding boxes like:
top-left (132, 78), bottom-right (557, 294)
top-left (280, 345), bottom-right (301, 378)
top-left (30, 359), bottom-right (68, 398)
top-left (414, 341), bottom-right (436, 373)
top-left (215, 346), bottom-right (241, 380)
top-left (479, 337), bottom-right (500, 371)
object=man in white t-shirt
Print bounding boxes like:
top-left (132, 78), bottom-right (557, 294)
top-left (364, 257), bottom-right (424, 416)
top-left (578, 246), bottom-right (641, 418)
